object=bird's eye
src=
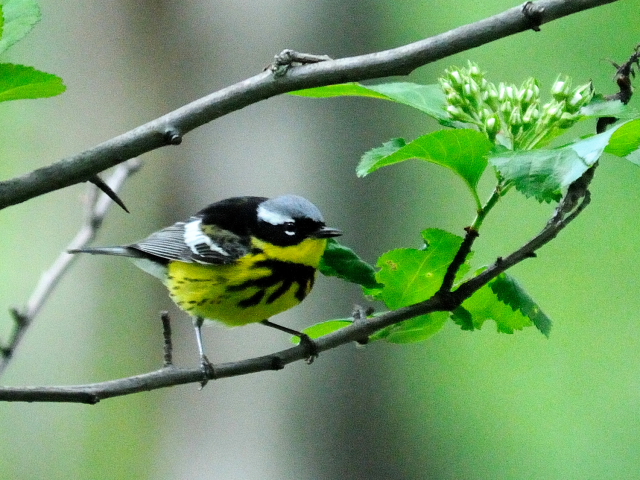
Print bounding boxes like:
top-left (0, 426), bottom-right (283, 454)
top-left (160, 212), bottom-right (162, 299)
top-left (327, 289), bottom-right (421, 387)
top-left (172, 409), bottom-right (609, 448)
top-left (284, 222), bottom-right (296, 236)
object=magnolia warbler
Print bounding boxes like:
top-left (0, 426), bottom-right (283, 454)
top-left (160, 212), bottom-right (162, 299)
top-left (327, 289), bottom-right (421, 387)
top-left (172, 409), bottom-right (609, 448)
top-left (71, 194), bottom-right (341, 371)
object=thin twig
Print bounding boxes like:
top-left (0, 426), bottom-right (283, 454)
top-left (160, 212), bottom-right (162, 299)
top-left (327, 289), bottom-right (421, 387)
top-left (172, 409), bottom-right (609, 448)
top-left (161, 311), bottom-right (173, 368)
top-left (269, 49), bottom-right (333, 77)
top-left (0, 0), bottom-right (620, 211)
top-left (439, 226), bottom-right (480, 293)
top-left (439, 186), bottom-right (503, 293)
top-left (0, 159), bottom-right (142, 376)
top-left (454, 191), bottom-right (590, 300)
top-left (597, 43), bottom-right (639, 132)
top-left (88, 174), bottom-right (130, 213)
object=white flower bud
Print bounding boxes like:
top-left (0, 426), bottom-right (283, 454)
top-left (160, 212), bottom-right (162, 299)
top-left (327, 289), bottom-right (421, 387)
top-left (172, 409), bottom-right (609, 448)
top-left (522, 105), bottom-right (539, 124)
top-left (522, 88), bottom-right (535, 104)
top-left (468, 63), bottom-right (481, 77)
top-left (450, 70), bottom-right (463, 85)
top-left (505, 85), bottom-right (515, 100)
top-left (557, 112), bottom-right (577, 128)
top-left (446, 105), bottom-right (463, 117)
top-left (509, 106), bottom-right (522, 126)
top-left (440, 80), bottom-right (453, 92)
top-left (551, 75), bottom-right (571, 101)
top-left (568, 91), bottom-right (583, 107)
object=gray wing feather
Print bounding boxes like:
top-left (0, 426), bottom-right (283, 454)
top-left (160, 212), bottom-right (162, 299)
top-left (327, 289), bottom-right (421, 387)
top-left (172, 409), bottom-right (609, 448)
top-left (132, 220), bottom-right (248, 265)
top-left (132, 223), bottom-right (190, 261)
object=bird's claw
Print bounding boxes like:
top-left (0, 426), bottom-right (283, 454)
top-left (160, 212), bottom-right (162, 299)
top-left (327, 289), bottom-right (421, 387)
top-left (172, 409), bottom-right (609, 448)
top-left (199, 355), bottom-right (215, 388)
top-left (298, 333), bottom-right (319, 364)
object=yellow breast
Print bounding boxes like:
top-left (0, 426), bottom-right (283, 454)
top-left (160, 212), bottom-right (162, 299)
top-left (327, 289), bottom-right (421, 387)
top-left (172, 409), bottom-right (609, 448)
top-left (165, 237), bottom-right (327, 326)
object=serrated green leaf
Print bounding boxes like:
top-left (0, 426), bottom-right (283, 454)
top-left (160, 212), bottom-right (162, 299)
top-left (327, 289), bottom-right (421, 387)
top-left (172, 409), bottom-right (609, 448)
top-left (358, 129), bottom-right (491, 207)
top-left (291, 81), bottom-right (448, 120)
top-left (604, 118), bottom-right (640, 157)
top-left (362, 284), bottom-right (384, 301)
top-left (0, 0), bottom-right (40, 55)
top-left (319, 239), bottom-right (382, 290)
top-left (460, 283), bottom-right (533, 334)
top-left (451, 306), bottom-right (474, 330)
top-left (377, 229), bottom-right (462, 310)
top-left (489, 273), bottom-right (552, 337)
top-left (370, 312), bottom-right (448, 344)
top-left (490, 120), bottom-right (631, 203)
top-left (489, 149), bottom-right (577, 202)
top-left (357, 138), bottom-right (406, 177)
top-left (0, 63), bottom-right (65, 101)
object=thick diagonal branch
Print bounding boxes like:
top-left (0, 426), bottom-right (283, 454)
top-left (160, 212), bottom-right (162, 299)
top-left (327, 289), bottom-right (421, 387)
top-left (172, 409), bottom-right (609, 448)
top-left (0, 0), bottom-right (619, 211)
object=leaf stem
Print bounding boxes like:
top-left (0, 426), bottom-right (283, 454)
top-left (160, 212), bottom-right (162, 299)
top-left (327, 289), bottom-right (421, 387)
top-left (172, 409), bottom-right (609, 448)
top-left (471, 185), bottom-right (502, 230)
top-left (439, 184), bottom-right (502, 293)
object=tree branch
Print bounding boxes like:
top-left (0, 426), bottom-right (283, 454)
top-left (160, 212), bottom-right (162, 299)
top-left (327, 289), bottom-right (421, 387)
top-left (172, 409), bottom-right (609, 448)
top-left (0, 0), bottom-right (618, 211)
top-left (0, 179), bottom-right (587, 402)
top-left (0, 159), bottom-right (142, 376)
top-left (0, 185), bottom-right (594, 403)
top-left (0, 0), bottom-right (624, 402)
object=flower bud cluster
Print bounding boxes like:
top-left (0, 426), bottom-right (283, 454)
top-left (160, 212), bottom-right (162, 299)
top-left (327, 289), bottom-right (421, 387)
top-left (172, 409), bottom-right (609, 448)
top-left (440, 62), bottom-right (594, 150)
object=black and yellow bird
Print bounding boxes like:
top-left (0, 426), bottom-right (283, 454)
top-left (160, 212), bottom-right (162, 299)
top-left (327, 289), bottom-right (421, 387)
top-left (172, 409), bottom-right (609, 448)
top-left (70, 194), bottom-right (341, 371)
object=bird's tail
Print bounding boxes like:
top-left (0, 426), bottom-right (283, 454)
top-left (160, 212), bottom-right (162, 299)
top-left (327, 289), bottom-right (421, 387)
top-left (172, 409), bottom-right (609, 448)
top-left (68, 246), bottom-right (144, 258)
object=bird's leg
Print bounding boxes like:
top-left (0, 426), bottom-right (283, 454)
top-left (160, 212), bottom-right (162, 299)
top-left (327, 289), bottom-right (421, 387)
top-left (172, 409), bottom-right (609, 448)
top-left (260, 319), bottom-right (319, 363)
top-left (192, 316), bottom-right (214, 386)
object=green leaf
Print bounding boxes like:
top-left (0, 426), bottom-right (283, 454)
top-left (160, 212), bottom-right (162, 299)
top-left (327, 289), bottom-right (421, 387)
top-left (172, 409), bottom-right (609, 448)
top-left (319, 239), bottom-right (382, 290)
top-left (290, 82), bottom-right (390, 100)
top-left (0, 0), bottom-right (40, 55)
top-left (0, 63), bottom-right (66, 101)
top-left (579, 95), bottom-right (640, 120)
top-left (294, 320), bottom-right (353, 342)
top-left (370, 312), bottom-right (449, 343)
top-left (489, 149), bottom-right (577, 202)
top-left (489, 273), bottom-right (552, 337)
top-left (489, 120), bottom-right (631, 202)
top-left (291, 81), bottom-right (448, 120)
top-left (377, 229), bottom-right (462, 309)
top-left (358, 129), bottom-right (491, 208)
top-left (451, 306), bottom-right (474, 330)
top-left (459, 283), bottom-right (533, 334)
top-left (357, 137), bottom-right (406, 177)
top-left (367, 83), bottom-right (448, 119)
top-left (604, 118), bottom-right (640, 157)
top-left (580, 96), bottom-right (625, 118)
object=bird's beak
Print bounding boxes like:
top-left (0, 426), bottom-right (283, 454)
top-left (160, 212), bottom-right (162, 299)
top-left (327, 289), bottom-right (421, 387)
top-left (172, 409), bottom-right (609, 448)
top-left (314, 226), bottom-right (342, 238)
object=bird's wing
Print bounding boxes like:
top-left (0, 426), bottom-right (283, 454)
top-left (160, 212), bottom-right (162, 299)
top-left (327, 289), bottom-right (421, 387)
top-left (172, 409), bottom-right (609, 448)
top-left (132, 219), bottom-right (250, 265)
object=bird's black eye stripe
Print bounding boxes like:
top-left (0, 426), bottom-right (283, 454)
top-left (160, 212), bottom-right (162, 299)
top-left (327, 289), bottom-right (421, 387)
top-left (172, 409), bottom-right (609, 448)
top-left (254, 218), bottom-right (326, 246)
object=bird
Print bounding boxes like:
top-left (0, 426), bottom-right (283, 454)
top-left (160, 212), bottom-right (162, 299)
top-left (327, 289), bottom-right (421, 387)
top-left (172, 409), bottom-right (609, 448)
top-left (70, 194), bottom-right (341, 375)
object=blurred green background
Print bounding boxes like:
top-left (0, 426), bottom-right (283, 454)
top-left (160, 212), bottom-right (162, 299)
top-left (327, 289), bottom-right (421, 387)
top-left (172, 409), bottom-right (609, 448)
top-left (1, 1), bottom-right (639, 479)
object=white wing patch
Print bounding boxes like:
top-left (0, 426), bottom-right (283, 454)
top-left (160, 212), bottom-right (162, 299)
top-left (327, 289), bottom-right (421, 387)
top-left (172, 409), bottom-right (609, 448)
top-left (183, 218), bottom-right (230, 257)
